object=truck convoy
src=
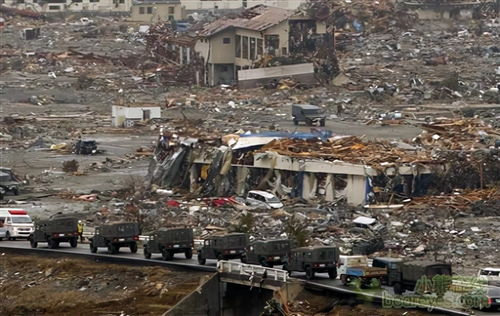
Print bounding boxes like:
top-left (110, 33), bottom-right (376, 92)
top-left (284, 246), bottom-right (340, 280)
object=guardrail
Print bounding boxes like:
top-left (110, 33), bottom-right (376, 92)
top-left (217, 260), bottom-right (288, 283)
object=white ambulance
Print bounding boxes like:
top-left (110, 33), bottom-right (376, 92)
top-left (0, 208), bottom-right (34, 240)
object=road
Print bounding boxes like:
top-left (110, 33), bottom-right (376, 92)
top-left (1, 240), bottom-right (497, 315)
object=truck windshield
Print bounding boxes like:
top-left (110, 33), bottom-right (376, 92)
top-left (12, 217), bottom-right (32, 224)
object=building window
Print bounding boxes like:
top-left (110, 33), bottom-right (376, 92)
top-left (257, 38), bottom-right (263, 57)
top-left (235, 35), bottom-right (241, 58)
top-left (48, 5), bottom-right (59, 9)
top-left (223, 37), bottom-right (230, 44)
top-left (221, 65), bottom-right (228, 72)
top-left (139, 6), bottom-right (145, 14)
top-left (168, 15), bottom-right (174, 20)
top-left (282, 47), bottom-right (287, 55)
top-left (265, 35), bottom-right (279, 56)
top-left (249, 37), bottom-right (256, 60)
top-left (16, 0), bottom-right (24, 3)
top-left (73, 0), bottom-right (83, 3)
top-left (119, 0), bottom-right (124, 3)
top-left (168, 6), bottom-right (174, 14)
top-left (242, 36), bottom-right (248, 59)
top-left (147, 6), bottom-right (153, 14)
top-left (89, 0), bottom-right (99, 2)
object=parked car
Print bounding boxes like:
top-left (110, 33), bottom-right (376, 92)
top-left (461, 286), bottom-right (500, 311)
top-left (143, 227), bottom-right (193, 260)
top-left (197, 233), bottom-right (248, 265)
top-left (29, 214), bottom-right (79, 249)
top-left (478, 267), bottom-right (500, 286)
top-left (386, 260), bottom-right (452, 295)
top-left (89, 222), bottom-right (140, 254)
top-left (246, 190), bottom-right (283, 209)
top-left (338, 255), bottom-right (387, 288)
top-left (0, 167), bottom-right (23, 196)
top-left (292, 104), bottom-right (326, 126)
top-left (242, 239), bottom-right (292, 267)
top-left (284, 246), bottom-right (340, 280)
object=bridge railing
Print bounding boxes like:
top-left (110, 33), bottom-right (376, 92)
top-left (217, 260), bottom-right (288, 283)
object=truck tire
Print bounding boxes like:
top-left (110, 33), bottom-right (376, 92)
top-left (47, 238), bottom-right (58, 249)
top-left (5, 231), bottom-right (11, 241)
top-left (282, 263), bottom-right (291, 276)
top-left (293, 119), bottom-right (298, 126)
top-left (30, 238), bottom-right (37, 248)
top-left (340, 274), bottom-right (348, 285)
top-left (144, 247), bottom-right (151, 259)
top-left (306, 119), bottom-right (313, 126)
top-left (90, 242), bottom-right (98, 253)
top-left (197, 253), bottom-right (206, 265)
top-left (320, 119), bottom-right (326, 127)
top-left (184, 248), bottom-right (193, 259)
top-left (240, 255), bottom-right (247, 263)
top-left (305, 266), bottom-right (315, 280)
top-left (393, 282), bottom-right (404, 295)
top-left (162, 249), bottom-right (173, 261)
top-left (70, 238), bottom-right (78, 248)
top-left (328, 269), bottom-right (337, 279)
top-left (130, 242), bottom-right (138, 254)
top-left (108, 243), bottom-right (118, 254)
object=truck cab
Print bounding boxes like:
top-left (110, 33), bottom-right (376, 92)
top-left (0, 208), bottom-right (34, 240)
top-left (197, 233), bottom-right (248, 265)
top-left (242, 239), bottom-right (292, 267)
top-left (285, 246), bottom-right (339, 280)
top-left (292, 104), bottom-right (326, 127)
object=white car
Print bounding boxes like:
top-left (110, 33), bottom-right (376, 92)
top-left (245, 190), bottom-right (283, 209)
top-left (478, 267), bottom-right (500, 286)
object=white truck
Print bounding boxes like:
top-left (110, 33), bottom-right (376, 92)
top-left (0, 208), bottom-right (34, 240)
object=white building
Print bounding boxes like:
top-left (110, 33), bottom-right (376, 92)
top-left (2, 0), bottom-right (132, 13)
top-left (182, 0), bottom-right (305, 11)
top-left (112, 105), bottom-right (161, 127)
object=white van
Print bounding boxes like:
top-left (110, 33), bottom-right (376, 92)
top-left (0, 208), bottom-right (34, 240)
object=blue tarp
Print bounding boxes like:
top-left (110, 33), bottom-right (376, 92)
top-left (239, 129), bottom-right (333, 141)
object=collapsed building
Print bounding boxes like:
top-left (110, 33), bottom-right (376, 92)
top-left (147, 118), bottom-right (499, 206)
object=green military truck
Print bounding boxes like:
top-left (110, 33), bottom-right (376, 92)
top-left (387, 260), bottom-right (452, 295)
top-left (143, 227), bottom-right (194, 260)
top-left (284, 246), bottom-right (340, 280)
top-left (242, 239), bottom-right (292, 267)
top-left (29, 214), bottom-right (79, 249)
top-left (197, 233), bottom-right (248, 265)
top-left (89, 222), bottom-right (140, 254)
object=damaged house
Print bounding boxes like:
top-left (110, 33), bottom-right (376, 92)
top-left (193, 5), bottom-right (329, 86)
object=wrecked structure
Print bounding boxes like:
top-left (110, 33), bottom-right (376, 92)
top-left (1, 0), bottom-right (132, 14)
top-left (148, 118), bottom-right (499, 206)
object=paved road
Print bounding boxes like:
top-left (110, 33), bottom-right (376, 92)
top-left (2, 240), bottom-right (496, 315)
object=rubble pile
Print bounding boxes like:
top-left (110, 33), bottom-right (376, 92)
top-left (258, 136), bottom-right (438, 169)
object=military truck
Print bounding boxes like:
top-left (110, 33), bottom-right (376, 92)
top-left (29, 214), bottom-right (79, 249)
top-left (284, 246), bottom-right (340, 280)
top-left (89, 222), bottom-right (140, 254)
top-left (372, 257), bottom-right (404, 285)
top-left (143, 227), bottom-right (194, 260)
top-left (386, 260), bottom-right (452, 295)
top-left (292, 104), bottom-right (326, 126)
top-left (338, 255), bottom-right (387, 288)
top-left (242, 239), bottom-right (292, 267)
top-left (197, 233), bottom-right (248, 265)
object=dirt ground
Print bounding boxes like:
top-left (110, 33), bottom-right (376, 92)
top-left (0, 254), bottom-right (210, 316)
